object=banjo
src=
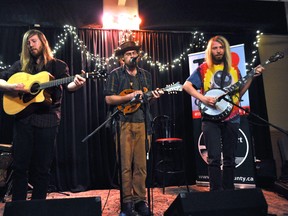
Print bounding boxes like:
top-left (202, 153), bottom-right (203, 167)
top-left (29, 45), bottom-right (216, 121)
top-left (199, 51), bottom-right (284, 121)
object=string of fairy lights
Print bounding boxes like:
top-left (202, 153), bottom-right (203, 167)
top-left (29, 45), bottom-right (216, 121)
top-left (52, 25), bottom-right (209, 73)
top-left (0, 25), bottom-right (263, 74)
top-left (246, 30), bottom-right (263, 72)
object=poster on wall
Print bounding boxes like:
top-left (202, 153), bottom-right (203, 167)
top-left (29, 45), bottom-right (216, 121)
top-left (188, 44), bottom-right (256, 188)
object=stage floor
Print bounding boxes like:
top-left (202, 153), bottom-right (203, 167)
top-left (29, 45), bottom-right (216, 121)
top-left (0, 185), bottom-right (287, 216)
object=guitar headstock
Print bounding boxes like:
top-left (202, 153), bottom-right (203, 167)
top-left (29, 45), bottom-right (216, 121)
top-left (162, 82), bottom-right (183, 94)
top-left (266, 51), bottom-right (284, 64)
top-left (85, 69), bottom-right (108, 80)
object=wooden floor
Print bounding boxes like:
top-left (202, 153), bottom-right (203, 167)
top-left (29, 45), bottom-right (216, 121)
top-left (0, 185), bottom-right (287, 216)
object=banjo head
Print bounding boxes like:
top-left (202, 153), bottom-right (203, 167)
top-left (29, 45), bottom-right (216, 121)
top-left (199, 89), bottom-right (233, 120)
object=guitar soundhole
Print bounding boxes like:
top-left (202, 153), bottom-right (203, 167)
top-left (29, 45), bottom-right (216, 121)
top-left (30, 83), bottom-right (40, 94)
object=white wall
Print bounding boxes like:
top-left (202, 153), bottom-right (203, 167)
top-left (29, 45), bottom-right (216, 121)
top-left (259, 34), bottom-right (288, 132)
top-left (258, 34), bottom-right (288, 177)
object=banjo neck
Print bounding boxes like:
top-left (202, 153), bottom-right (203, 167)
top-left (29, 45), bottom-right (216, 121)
top-left (224, 51), bottom-right (284, 95)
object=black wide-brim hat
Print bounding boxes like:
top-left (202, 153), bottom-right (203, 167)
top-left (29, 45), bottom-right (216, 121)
top-left (115, 41), bottom-right (141, 56)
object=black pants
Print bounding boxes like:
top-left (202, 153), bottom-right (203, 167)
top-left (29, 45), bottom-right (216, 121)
top-left (202, 120), bottom-right (239, 191)
top-left (12, 121), bottom-right (58, 201)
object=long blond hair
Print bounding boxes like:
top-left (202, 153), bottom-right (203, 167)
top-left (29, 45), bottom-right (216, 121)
top-left (20, 29), bottom-right (54, 72)
top-left (205, 35), bottom-right (231, 71)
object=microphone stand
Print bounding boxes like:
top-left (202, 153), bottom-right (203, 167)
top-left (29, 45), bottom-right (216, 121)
top-left (220, 96), bottom-right (288, 189)
top-left (82, 107), bottom-right (125, 213)
top-left (81, 94), bottom-right (142, 142)
top-left (141, 94), bottom-right (153, 216)
top-left (221, 97), bottom-right (288, 136)
top-left (81, 109), bottom-right (120, 143)
top-left (82, 95), bottom-right (143, 215)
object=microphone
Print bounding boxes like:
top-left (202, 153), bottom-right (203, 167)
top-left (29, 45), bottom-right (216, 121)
top-left (130, 94), bottom-right (141, 104)
top-left (130, 55), bottom-right (139, 64)
top-left (217, 92), bottom-right (229, 102)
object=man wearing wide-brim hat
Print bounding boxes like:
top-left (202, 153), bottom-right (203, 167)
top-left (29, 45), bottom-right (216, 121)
top-left (104, 41), bottom-right (163, 216)
top-left (114, 41), bottom-right (141, 57)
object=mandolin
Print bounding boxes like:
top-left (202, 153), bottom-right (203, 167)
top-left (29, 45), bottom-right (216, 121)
top-left (117, 82), bottom-right (183, 115)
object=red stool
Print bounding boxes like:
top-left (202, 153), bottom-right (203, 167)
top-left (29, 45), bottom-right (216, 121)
top-left (153, 115), bottom-right (189, 194)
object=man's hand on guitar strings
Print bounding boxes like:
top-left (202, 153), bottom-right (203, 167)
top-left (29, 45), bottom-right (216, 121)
top-left (202, 95), bottom-right (217, 107)
top-left (9, 83), bottom-right (28, 93)
top-left (151, 88), bottom-right (164, 99)
top-left (73, 70), bottom-right (86, 86)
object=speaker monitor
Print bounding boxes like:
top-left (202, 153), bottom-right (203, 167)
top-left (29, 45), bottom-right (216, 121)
top-left (3, 196), bottom-right (101, 216)
top-left (164, 188), bottom-right (268, 216)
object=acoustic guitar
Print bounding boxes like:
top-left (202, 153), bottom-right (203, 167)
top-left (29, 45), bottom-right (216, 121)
top-left (117, 82), bottom-right (183, 115)
top-left (3, 71), bottom-right (99, 116)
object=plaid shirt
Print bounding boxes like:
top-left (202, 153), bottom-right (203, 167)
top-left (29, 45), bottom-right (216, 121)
top-left (104, 66), bottom-right (154, 133)
top-left (104, 66), bottom-right (152, 96)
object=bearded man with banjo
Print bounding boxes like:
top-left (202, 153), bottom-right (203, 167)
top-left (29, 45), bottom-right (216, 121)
top-left (183, 35), bottom-right (265, 191)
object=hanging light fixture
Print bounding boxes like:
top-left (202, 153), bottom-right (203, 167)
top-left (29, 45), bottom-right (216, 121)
top-left (102, 0), bottom-right (141, 30)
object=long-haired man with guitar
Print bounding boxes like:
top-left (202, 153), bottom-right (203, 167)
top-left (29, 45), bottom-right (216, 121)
top-left (183, 35), bottom-right (264, 191)
top-left (104, 40), bottom-right (163, 216)
top-left (0, 29), bottom-right (86, 201)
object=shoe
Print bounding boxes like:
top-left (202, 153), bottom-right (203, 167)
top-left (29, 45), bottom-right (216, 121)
top-left (134, 201), bottom-right (150, 216)
top-left (122, 202), bottom-right (138, 216)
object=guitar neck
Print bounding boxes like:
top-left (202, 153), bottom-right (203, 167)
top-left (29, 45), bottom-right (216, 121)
top-left (144, 82), bottom-right (182, 97)
top-left (39, 73), bottom-right (86, 90)
top-left (144, 90), bottom-right (154, 98)
top-left (224, 51), bottom-right (284, 94)
top-left (223, 69), bottom-right (255, 93)
top-left (144, 88), bottom-right (165, 98)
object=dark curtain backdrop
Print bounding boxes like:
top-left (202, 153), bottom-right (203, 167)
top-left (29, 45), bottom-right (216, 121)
top-left (0, 26), bottom-right (272, 192)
